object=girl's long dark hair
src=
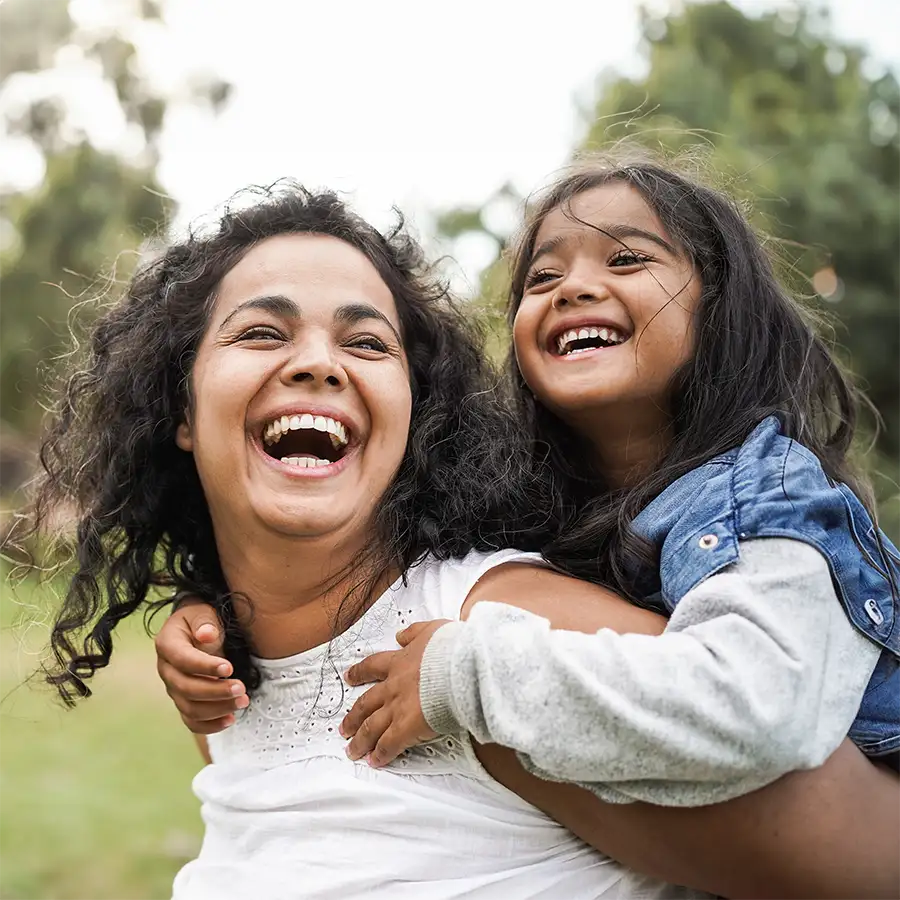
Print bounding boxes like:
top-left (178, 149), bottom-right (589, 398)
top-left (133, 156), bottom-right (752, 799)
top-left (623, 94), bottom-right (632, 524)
top-left (30, 184), bottom-right (549, 705)
top-left (507, 148), bottom-right (875, 595)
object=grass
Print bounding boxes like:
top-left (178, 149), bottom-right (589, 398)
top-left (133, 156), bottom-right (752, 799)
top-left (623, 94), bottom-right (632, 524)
top-left (0, 570), bottom-right (204, 900)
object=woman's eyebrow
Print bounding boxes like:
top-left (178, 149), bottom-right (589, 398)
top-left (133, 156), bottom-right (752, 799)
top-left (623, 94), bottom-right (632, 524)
top-left (529, 223), bottom-right (678, 267)
top-left (216, 295), bottom-right (300, 333)
top-left (216, 296), bottom-right (402, 344)
top-left (334, 303), bottom-right (402, 344)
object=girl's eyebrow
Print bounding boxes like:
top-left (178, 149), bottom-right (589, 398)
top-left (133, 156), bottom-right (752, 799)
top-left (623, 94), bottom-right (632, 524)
top-left (529, 223), bottom-right (678, 267)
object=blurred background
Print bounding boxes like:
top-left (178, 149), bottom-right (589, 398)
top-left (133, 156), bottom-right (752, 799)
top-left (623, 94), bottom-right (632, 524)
top-left (0, 0), bottom-right (897, 897)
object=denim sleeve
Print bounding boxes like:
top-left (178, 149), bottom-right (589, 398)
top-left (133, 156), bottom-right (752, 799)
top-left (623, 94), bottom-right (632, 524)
top-left (418, 538), bottom-right (879, 807)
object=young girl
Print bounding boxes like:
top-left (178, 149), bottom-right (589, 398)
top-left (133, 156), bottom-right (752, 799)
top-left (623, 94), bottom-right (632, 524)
top-left (155, 158), bottom-right (900, 896)
top-left (337, 152), bottom-right (900, 800)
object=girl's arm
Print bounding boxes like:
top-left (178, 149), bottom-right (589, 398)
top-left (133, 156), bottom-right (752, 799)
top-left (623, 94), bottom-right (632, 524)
top-left (343, 559), bottom-right (898, 897)
top-left (194, 734), bottom-right (212, 765)
top-left (457, 563), bottom-right (899, 899)
top-left (423, 539), bottom-right (879, 805)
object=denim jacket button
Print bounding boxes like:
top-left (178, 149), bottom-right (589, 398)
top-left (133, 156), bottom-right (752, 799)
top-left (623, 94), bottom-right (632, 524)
top-left (864, 598), bottom-right (885, 626)
top-left (698, 534), bottom-right (719, 550)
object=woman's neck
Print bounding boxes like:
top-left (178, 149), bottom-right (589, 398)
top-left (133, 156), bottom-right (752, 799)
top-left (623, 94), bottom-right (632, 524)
top-left (215, 529), bottom-right (391, 659)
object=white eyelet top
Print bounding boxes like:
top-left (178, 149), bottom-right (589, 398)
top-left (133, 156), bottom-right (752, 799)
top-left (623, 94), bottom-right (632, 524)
top-left (172, 550), bottom-right (705, 900)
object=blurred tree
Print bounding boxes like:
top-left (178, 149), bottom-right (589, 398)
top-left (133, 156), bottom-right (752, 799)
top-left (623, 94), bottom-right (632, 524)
top-left (583, 1), bottom-right (899, 463)
top-left (0, 0), bottom-right (230, 439)
top-left (436, 0), bottom-right (899, 531)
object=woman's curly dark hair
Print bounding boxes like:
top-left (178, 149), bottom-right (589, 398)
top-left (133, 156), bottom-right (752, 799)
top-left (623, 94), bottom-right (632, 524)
top-left (30, 183), bottom-right (550, 705)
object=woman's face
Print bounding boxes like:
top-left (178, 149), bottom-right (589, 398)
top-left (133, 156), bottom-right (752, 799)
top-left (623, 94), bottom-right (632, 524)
top-left (176, 233), bottom-right (412, 546)
top-left (512, 182), bottom-right (700, 435)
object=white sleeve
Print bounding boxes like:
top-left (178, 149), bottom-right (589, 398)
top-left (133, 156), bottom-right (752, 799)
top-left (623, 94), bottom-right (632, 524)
top-left (419, 538), bottom-right (880, 806)
top-left (428, 548), bottom-right (549, 622)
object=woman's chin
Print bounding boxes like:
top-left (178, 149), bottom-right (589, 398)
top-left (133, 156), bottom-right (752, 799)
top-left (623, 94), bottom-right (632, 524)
top-left (254, 504), bottom-right (359, 541)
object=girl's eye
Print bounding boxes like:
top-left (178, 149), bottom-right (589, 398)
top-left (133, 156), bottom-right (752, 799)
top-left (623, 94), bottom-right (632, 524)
top-left (609, 250), bottom-right (652, 268)
top-left (236, 326), bottom-right (285, 342)
top-left (347, 335), bottom-right (388, 353)
top-left (524, 268), bottom-right (560, 289)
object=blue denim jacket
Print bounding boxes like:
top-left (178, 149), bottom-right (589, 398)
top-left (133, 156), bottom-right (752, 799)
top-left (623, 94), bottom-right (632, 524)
top-left (631, 416), bottom-right (900, 762)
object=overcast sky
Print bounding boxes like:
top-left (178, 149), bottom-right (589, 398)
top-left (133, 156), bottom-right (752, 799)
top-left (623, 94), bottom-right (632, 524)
top-left (4, 0), bottom-right (898, 288)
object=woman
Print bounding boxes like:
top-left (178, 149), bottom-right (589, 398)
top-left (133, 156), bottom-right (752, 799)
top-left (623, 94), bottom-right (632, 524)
top-left (157, 159), bottom-right (899, 898)
top-left (32, 184), bottom-right (705, 898)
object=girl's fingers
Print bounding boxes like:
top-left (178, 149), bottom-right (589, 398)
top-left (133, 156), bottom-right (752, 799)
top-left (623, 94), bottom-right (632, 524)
top-left (368, 726), bottom-right (408, 768)
top-left (340, 684), bottom-right (385, 739)
top-left (345, 707), bottom-right (393, 762)
top-left (175, 695), bottom-right (247, 723)
top-left (184, 713), bottom-right (236, 736)
top-left (157, 634), bottom-right (232, 679)
top-left (158, 659), bottom-right (245, 704)
top-left (344, 651), bottom-right (395, 686)
top-left (157, 602), bottom-right (231, 677)
top-left (172, 599), bottom-right (225, 648)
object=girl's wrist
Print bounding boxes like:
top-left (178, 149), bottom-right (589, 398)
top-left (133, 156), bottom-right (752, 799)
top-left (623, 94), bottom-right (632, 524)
top-left (419, 621), bottom-right (465, 735)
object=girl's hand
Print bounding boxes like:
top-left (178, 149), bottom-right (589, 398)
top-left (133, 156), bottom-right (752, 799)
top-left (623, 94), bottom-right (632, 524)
top-left (340, 620), bottom-right (449, 767)
top-left (155, 597), bottom-right (248, 734)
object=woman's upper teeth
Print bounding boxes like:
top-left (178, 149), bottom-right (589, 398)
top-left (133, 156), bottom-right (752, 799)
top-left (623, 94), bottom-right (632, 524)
top-left (263, 414), bottom-right (348, 448)
top-left (556, 326), bottom-right (626, 354)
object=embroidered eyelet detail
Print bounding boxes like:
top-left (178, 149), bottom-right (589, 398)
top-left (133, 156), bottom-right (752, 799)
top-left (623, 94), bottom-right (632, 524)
top-left (698, 534), bottom-right (719, 550)
top-left (209, 592), bottom-right (472, 775)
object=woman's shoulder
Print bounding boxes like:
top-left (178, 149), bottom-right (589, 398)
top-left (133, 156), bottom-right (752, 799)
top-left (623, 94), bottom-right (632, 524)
top-left (397, 549), bottom-right (547, 621)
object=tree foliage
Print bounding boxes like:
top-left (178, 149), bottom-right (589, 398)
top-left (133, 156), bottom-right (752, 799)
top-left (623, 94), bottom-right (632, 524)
top-left (0, 0), bottom-right (230, 436)
top-left (583, 2), bottom-right (899, 461)
top-left (436, 1), bottom-right (899, 532)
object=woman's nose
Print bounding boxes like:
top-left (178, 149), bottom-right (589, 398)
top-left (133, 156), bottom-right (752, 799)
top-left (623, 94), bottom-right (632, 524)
top-left (281, 339), bottom-right (348, 388)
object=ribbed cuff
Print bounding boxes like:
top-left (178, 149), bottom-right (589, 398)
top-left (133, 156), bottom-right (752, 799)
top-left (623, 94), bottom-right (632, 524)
top-left (419, 621), bottom-right (465, 735)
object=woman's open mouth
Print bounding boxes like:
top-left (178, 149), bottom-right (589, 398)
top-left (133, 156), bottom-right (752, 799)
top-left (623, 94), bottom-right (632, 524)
top-left (261, 413), bottom-right (350, 468)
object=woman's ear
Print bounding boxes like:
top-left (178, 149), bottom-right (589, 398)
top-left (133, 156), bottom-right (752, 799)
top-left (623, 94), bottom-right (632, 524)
top-left (176, 417), bottom-right (193, 452)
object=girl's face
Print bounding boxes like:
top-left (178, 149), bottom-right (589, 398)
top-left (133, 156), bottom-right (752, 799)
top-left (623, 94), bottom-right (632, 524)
top-left (176, 233), bottom-right (412, 547)
top-left (513, 182), bottom-right (701, 437)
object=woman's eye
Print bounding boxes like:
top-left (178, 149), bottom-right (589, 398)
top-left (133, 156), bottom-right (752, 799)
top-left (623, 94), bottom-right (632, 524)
top-left (347, 335), bottom-right (388, 353)
top-left (235, 326), bottom-right (285, 342)
top-left (609, 250), bottom-right (652, 268)
top-left (524, 268), bottom-right (560, 289)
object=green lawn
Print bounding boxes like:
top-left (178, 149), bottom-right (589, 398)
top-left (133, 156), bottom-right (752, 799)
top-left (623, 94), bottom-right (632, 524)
top-left (0, 572), bottom-right (204, 900)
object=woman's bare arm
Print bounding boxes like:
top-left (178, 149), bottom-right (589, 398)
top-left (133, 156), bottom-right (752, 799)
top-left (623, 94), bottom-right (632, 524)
top-left (463, 564), bottom-right (900, 899)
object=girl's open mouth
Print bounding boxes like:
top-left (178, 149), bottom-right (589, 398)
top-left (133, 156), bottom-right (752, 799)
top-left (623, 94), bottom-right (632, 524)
top-left (551, 325), bottom-right (631, 357)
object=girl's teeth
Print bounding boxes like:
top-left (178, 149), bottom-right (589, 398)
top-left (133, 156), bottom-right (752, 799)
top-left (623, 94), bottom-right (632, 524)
top-left (300, 413), bottom-right (314, 429)
top-left (313, 416), bottom-right (327, 432)
top-left (555, 325), bottom-right (627, 355)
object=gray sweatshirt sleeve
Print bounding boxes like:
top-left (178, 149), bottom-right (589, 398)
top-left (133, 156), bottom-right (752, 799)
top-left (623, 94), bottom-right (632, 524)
top-left (419, 538), bottom-right (880, 807)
